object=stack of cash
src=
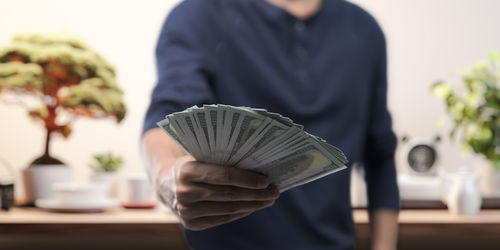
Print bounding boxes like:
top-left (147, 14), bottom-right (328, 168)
top-left (157, 105), bottom-right (348, 192)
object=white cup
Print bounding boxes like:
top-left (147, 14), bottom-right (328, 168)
top-left (125, 173), bottom-right (154, 205)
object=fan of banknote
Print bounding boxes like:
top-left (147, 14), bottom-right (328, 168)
top-left (157, 105), bottom-right (348, 192)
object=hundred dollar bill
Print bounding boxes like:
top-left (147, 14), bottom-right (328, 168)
top-left (218, 108), bottom-right (241, 163)
top-left (203, 105), bottom-right (218, 162)
top-left (227, 118), bottom-right (281, 166)
top-left (156, 118), bottom-right (189, 154)
top-left (253, 142), bottom-right (347, 191)
top-left (238, 126), bottom-right (302, 169)
top-left (231, 121), bottom-right (294, 167)
top-left (224, 109), bottom-right (266, 164)
top-left (170, 111), bottom-right (204, 159)
top-left (192, 109), bottom-right (215, 162)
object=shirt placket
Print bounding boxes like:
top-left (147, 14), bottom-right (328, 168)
top-left (292, 19), bottom-right (315, 100)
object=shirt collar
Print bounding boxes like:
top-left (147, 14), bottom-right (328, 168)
top-left (250, 0), bottom-right (329, 23)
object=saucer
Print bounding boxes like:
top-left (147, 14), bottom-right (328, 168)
top-left (35, 198), bottom-right (119, 213)
top-left (122, 201), bottom-right (156, 209)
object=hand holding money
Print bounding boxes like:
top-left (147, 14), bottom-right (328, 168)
top-left (157, 155), bottom-right (279, 231)
top-left (157, 105), bottom-right (348, 192)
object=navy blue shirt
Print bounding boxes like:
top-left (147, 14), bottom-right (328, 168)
top-left (143, 0), bottom-right (399, 249)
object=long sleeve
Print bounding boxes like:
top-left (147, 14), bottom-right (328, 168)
top-left (142, 4), bottom-right (216, 135)
top-left (363, 31), bottom-right (400, 212)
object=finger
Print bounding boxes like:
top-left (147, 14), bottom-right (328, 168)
top-left (181, 162), bottom-right (269, 189)
top-left (177, 183), bottom-right (279, 203)
top-left (178, 200), bottom-right (275, 220)
top-left (183, 211), bottom-right (253, 231)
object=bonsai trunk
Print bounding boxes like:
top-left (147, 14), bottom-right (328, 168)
top-left (30, 105), bottom-right (64, 166)
top-left (41, 104), bottom-right (56, 160)
top-left (43, 127), bottom-right (52, 158)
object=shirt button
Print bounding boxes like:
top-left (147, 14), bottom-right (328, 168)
top-left (298, 71), bottom-right (309, 84)
top-left (295, 21), bottom-right (306, 33)
top-left (295, 46), bottom-right (308, 60)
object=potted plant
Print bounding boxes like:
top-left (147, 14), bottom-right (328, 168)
top-left (89, 152), bottom-right (123, 198)
top-left (0, 32), bottom-right (126, 203)
top-left (431, 51), bottom-right (500, 197)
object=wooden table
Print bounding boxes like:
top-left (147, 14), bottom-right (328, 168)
top-left (0, 207), bottom-right (189, 250)
top-left (0, 207), bottom-right (180, 236)
top-left (355, 208), bottom-right (500, 236)
top-left (1, 207), bottom-right (499, 250)
top-left (355, 209), bottom-right (500, 250)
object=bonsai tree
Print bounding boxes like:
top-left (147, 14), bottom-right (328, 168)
top-left (0, 32), bottom-right (126, 166)
top-left (431, 51), bottom-right (500, 170)
top-left (90, 152), bottom-right (123, 172)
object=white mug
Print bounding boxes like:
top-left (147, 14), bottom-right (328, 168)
top-left (125, 173), bottom-right (154, 205)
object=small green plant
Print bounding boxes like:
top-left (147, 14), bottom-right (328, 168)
top-left (431, 51), bottom-right (500, 170)
top-left (90, 152), bottom-right (123, 172)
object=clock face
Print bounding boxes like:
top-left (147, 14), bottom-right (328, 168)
top-left (407, 144), bottom-right (437, 173)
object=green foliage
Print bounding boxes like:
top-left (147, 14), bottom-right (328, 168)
top-left (0, 32), bottom-right (126, 122)
top-left (0, 32), bottom-right (127, 162)
top-left (90, 152), bottom-right (123, 172)
top-left (431, 51), bottom-right (500, 170)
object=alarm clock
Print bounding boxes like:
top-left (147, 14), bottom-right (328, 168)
top-left (400, 136), bottom-right (441, 176)
top-left (397, 135), bottom-right (443, 202)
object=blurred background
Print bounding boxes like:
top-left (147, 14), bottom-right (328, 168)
top-left (1, 0), bottom-right (499, 249)
top-left (0, 0), bottom-right (176, 196)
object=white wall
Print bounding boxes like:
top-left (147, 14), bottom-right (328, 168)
top-left (350, 0), bottom-right (500, 171)
top-left (1, 0), bottom-right (499, 198)
top-left (0, 0), bottom-right (182, 198)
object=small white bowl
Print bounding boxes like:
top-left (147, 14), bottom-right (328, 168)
top-left (52, 182), bottom-right (107, 206)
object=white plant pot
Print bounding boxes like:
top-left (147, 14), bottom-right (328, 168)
top-left (479, 161), bottom-right (500, 198)
top-left (89, 172), bottom-right (120, 198)
top-left (22, 164), bottom-right (73, 203)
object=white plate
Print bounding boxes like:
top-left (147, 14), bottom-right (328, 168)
top-left (35, 198), bottom-right (119, 213)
